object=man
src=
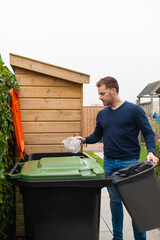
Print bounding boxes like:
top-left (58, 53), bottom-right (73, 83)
top-left (76, 76), bottom-right (159, 240)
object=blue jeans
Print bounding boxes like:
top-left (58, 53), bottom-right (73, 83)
top-left (104, 158), bottom-right (146, 240)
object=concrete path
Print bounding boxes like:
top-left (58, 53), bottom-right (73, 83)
top-left (94, 152), bottom-right (160, 240)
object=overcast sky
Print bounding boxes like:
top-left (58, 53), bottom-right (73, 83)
top-left (1, 0), bottom-right (160, 106)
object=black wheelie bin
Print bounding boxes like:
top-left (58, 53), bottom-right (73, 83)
top-left (112, 160), bottom-right (160, 232)
top-left (9, 88), bottom-right (112, 240)
top-left (9, 153), bottom-right (112, 240)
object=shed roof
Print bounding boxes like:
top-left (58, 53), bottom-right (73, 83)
top-left (137, 80), bottom-right (160, 98)
top-left (10, 53), bottom-right (90, 84)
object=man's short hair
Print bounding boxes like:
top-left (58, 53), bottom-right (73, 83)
top-left (96, 76), bottom-right (119, 94)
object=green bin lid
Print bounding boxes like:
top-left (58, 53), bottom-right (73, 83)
top-left (11, 156), bottom-right (105, 180)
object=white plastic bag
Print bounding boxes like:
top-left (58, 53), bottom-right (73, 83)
top-left (61, 137), bottom-right (81, 154)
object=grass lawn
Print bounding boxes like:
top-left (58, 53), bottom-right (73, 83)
top-left (86, 152), bottom-right (103, 167)
top-left (139, 145), bottom-right (148, 161)
top-left (86, 144), bottom-right (148, 167)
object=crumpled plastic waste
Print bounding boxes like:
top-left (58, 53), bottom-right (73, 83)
top-left (61, 137), bottom-right (81, 154)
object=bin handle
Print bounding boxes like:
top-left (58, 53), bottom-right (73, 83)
top-left (149, 160), bottom-right (155, 167)
top-left (8, 163), bottom-right (23, 179)
top-left (9, 163), bottom-right (19, 175)
top-left (79, 169), bottom-right (92, 176)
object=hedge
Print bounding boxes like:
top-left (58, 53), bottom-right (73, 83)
top-left (0, 55), bottom-right (19, 240)
top-left (155, 140), bottom-right (160, 182)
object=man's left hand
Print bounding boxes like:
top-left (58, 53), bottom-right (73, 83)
top-left (147, 152), bottom-right (159, 166)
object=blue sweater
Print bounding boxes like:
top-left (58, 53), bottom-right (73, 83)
top-left (85, 101), bottom-right (155, 159)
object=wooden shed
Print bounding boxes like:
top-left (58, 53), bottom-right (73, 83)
top-left (10, 53), bottom-right (90, 236)
top-left (137, 80), bottom-right (160, 126)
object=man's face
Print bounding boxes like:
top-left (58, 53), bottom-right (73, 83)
top-left (98, 84), bottom-right (114, 106)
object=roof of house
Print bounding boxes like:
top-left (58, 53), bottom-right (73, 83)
top-left (10, 53), bottom-right (90, 84)
top-left (137, 81), bottom-right (160, 98)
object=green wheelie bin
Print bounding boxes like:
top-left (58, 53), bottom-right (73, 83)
top-left (9, 153), bottom-right (112, 240)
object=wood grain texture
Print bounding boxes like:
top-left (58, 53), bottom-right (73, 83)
top-left (15, 71), bottom-right (80, 87)
top-left (22, 122), bottom-right (81, 133)
top-left (21, 110), bottom-right (81, 121)
top-left (19, 98), bottom-right (81, 109)
top-left (11, 53), bottom-right (90, 84)
top-left (23, 132), bottom-right (80, 144)
top-left (18, 86), bottom-right (81, 98)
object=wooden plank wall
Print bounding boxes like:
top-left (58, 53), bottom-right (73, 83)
top-left (83, 106), bottom-right (104, 137)
top-left (15, 68), bottom-right (82, 155)
top-left (15, 68), bottom-right (83, 236)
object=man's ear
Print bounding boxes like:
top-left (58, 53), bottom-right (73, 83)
top-left (111, 87), bottom-right (117, 95)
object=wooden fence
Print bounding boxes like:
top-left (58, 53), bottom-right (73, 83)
top-left (83, 106), bottom-right (104, 137)
top-left (83, 104), bottom-right (160, 142)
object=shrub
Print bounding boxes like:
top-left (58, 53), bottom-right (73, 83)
top-left (155, 140), bottom-right (160, 182)
top-left (0, 55), bottom-right (19, 240)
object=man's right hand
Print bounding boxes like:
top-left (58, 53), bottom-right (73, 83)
top-left (76, 136), bottom-right (86, 144)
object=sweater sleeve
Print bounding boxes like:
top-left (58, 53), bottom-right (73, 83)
top-left (133, 105), bottom-right (155, 154)
top-left (85, 111), bottom-right (103, 144)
